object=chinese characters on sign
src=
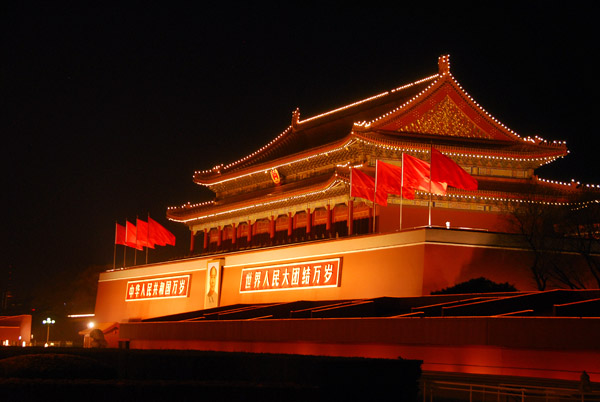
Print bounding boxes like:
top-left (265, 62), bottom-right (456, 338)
top-left (126, 275), bottom-right (190, 301)
top-left (239, 258), bottom-right (341, 293)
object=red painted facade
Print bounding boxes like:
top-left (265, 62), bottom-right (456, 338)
top-left (94, 56), bottom-right (599, 384)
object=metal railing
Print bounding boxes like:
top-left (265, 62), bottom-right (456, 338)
top-left (422, 379), bottom-right (599, 402)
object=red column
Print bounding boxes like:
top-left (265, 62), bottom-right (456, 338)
top-left (189, 230), bottom-right (195, 254)
top-left (247, 220), bottom-right (252, 243)
top-left (326, 204), bottom-right (331, 232)
top-left (287, 212), bottom-right (293, 237)
top-left (217, 226), bottom-right (222, 247)
top-left (232, 223), bottom-right (237, 245)
top-left (270, 216), bottom-right (275, 239)
top-left (306, 208), bottom-right (311, 234)
top-left (347, 200), bottom-right (354, 235)
top-left (203, 228), bottom-right (208, 250)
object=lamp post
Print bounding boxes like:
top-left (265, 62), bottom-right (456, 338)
top-left (42, 317), bottom-right (55, 346)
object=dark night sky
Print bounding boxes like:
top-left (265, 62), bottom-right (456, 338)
top-left (3, 2), bottom-right (598, 311)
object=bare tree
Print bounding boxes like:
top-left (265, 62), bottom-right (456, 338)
top-left (508, 196), bottom-right (558, 290)
top-left (507, 180), bottom-right (600, 290)
top-left (557, 198), bottom-right (600, 288)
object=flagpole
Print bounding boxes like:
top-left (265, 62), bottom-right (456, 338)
top-left (373, 161), bottom-right (378, 233)
top-left (146, 213), bottom-right (150, 264)
top-left (113, 221), bottom-right (117, 270)
top-left (400, 154), bottom-right (404, 231)
top-left (134, 216), bottom-right (138, 266)
top-left (428, 144), bottom-right (433, 227)
top-left (124, 219), bottom-right (128, 268)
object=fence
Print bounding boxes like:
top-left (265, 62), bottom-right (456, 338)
top-left (422, 379), bottom-right (599, 402)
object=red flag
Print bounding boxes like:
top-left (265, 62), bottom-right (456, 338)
top-left (350, 168), bottom-right (388, 206)
top-left (402, 154), bottom-right (447, 198)
top-left (136, 219), bottom-right (154, 249)
top-left (115, 223), bottom-right (126, 246)
top-left (125, 221), bottom-right (143, 250)
top-left (376, 160), bottom-right (403, 199)
top-left (431, 148), bottom-right (478, 191)
top-left (148, 217), bottom-right (166, 246)
top-left (376, 157), bottom-right (447, 201)
top-left (149, 216), bottom-right (176, 246)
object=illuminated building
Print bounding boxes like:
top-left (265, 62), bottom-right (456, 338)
top-left (93, 55), bottom-right (599, 383)
top-left (169, 54), bottom-right (589, 255)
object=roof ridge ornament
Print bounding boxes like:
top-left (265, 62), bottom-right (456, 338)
top-left (438, 54), bottom-right (451, 75)
top-left (292, 107), bottom-right (301, 130)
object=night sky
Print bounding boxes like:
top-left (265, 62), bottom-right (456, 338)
top-left (3, 2), bottom-right (598, 313)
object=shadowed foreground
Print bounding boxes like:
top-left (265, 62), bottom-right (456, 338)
top-left (0, 348), bottom-right (421, 401)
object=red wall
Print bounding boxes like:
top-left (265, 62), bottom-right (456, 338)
top-left (95, 228), bottom-right (557, 324)
top-left (423, 244), bottom-right (534, 294)
top-left (119, 316), bottom-right (600, 382)
top-left (379, 204), bottom-right (514, 233)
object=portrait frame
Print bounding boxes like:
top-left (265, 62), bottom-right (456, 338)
top-left (205, 259), bottom-right (223, 308)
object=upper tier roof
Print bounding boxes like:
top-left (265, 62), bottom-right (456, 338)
top-left (193, 55), bottom-right (567, 186)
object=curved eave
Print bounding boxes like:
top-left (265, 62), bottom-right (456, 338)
top-left (193, 74), bottom-right (439, 185)
top-left (168, 173), bottom-right (349, 224)
top-left (533, 176), bottom-right (600, 197)
top-left (422, 189), bottom-right (573, 205)
top-left (193, 135), bottom-right (357, 187)
top-left (193, 129), bottom-right (568, 191)
top-left (402, 178), bottom-right (589, 205)
top-left (353, 131), bottom-right (568, 163)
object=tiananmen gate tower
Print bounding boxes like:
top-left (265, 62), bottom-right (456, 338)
top-left (91, 55), bottom-right (600, 386)
top-left (168, 54), bottom-right (579, 252)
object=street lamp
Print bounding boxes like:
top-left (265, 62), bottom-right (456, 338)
top-left (42, 317), bottom-right (55, 346)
